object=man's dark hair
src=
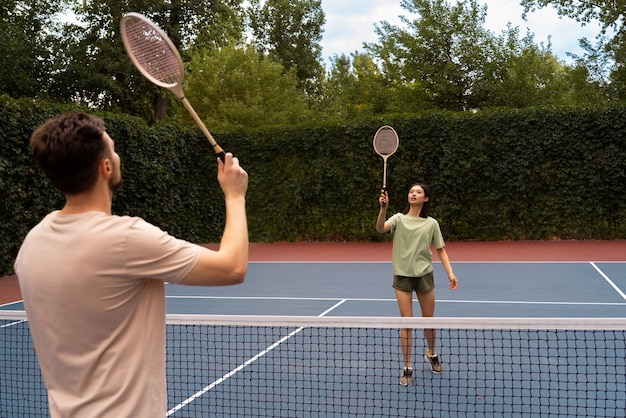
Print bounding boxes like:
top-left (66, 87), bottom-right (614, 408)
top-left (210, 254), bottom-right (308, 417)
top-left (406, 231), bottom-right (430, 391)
top-left (30, 112), bottom-right (108, 195)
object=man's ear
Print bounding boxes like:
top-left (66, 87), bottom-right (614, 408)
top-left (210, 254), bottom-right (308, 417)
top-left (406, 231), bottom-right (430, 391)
top-left (100, 158), bottom-right (112, 178)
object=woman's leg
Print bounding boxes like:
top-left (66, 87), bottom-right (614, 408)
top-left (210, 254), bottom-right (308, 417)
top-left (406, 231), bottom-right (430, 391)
top-left (417, 288), bottom-right (436, 353)
top-left (395, 288), bottom-right (414, 368)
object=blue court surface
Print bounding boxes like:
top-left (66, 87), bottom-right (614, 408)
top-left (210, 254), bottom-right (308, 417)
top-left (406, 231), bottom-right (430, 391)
top-left (165, 261), bottom-right (626, 318)
top-left (2, 260), bottom-right (626, 417)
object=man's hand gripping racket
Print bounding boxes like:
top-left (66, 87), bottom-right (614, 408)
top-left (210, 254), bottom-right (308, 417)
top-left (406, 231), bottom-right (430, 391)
top-left (120, 12), bottom-right (226, 161)
top-left (373, 126), bottom-right (399, 207)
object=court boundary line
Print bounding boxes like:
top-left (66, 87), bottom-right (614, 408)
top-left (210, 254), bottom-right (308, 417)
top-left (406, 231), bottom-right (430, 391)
top-left (166, 295), bottom-right (626, 307)
top-left (591, 262), bottom-right (626, 301)
top-left (0, 318), bottom-right (27, 328)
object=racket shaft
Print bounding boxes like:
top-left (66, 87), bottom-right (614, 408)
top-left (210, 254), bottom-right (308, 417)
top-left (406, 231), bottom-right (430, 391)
top-left (180, 97), bottom-right (225, 161)
top-left (382, 158), bottom-right (388, 190)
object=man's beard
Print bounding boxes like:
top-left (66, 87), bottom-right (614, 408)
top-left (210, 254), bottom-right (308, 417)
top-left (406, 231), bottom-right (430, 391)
top-left (109, 172), bottom-right (122, 192)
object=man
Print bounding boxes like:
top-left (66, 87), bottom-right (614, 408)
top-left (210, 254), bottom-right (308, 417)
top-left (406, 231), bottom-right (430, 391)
top-left (14, 111), bottom-right (249, 417)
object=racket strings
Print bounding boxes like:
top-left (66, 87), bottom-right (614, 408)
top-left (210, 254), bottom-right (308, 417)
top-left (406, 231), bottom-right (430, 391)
top-left (122, 17), bottom-right (183, 86)
top-left (373, 131), bottom-right (399, 156)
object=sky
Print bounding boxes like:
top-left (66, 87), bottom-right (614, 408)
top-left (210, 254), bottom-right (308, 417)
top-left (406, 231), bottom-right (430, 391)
top-left (320, 0), bottom-right (604, 66)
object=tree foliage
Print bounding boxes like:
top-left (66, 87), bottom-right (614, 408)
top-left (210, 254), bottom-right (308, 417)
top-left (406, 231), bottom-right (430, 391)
top-left (366, 0), bottom-right (500, 110)
top-left (320, 52), bottom-right (418, 120)
top-left (356, 0), bottom-right (607, 112)
top-left (477, 26), bottom-right (603, 108)
top-left (0, 0), bottom-right (66, 98)
top-left (519, 0), bottom-right (626, 98)
top-left (0, 0), bottom-right (621, 126)
top-left (248, 0), bottom-right (325, 97)
top-left (50, 0), bottom-right (244, 122)
top-left (519, 0), bottom-right (623, 28)
top-left (184, 44), bottom-right (309, 131)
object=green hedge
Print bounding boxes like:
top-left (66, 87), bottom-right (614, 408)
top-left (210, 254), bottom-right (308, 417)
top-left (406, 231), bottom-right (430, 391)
top-left (1, 97), bottom-right (625, 274)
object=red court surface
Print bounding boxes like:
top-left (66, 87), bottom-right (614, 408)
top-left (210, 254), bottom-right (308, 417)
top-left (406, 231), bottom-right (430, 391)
top-left (2, 240), bottom-right (625, 305)
top-left (243, 240), bottom-right (626, 262)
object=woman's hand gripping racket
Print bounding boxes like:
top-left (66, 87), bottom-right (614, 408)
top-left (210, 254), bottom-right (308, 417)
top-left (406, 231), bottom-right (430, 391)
top-left (373, 125), bottom-right (399, 207)
top-left (120, 12), bottom-right (225, 161)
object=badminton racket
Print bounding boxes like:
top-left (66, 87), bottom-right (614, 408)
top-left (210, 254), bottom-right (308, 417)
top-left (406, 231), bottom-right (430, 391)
top-left (373, 125), bottom-right (399, 201)
top-left (120, 12), bottom-right (225, 161)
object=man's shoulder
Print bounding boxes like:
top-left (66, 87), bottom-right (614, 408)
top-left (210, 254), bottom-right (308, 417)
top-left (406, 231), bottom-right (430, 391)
top-left (35, 211), bottom-right (156, 236)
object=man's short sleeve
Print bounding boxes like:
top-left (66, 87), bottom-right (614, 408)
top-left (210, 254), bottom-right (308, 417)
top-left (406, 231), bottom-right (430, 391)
top-left (122, 219), bottom-right (201, 283)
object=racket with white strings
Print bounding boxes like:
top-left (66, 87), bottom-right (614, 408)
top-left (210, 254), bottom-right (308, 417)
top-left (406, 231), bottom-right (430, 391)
top-left (373, 126), bottom-right (399, 204)
top-left (120, 12), bottom-right (225, 161)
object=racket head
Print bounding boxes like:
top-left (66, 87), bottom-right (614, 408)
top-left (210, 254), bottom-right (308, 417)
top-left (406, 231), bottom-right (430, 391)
top-left (373, 125), bottom-right (399, 158)
top-left (120, 12), bottom-right (184, 89)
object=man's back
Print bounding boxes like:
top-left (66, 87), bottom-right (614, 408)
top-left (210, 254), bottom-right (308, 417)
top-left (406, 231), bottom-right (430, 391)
top-left (15, 211), bottom-right (199, 417)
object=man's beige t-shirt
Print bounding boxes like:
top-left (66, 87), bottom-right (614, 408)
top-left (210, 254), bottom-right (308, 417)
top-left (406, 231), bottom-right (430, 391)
top-left (14, 211), bottom-right (201, 417)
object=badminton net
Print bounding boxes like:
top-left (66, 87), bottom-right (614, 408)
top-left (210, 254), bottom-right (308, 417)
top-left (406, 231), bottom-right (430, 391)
top-left (1, 311), bottom-right (625, 417)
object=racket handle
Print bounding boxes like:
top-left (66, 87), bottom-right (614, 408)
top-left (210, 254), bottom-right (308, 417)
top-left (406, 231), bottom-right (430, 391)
top-left (381, 157), bottom-right (388, 207)
top-left (213, 144), bottom-right (226, 162)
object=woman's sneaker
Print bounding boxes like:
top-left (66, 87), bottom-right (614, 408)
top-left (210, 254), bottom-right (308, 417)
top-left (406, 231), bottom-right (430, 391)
top-left (399, 367), bottom-right (413, 386)
top-left (425, 350), bottom-right (442, 374)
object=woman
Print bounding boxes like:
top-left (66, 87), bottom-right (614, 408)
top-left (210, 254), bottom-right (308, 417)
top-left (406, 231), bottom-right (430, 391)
top-left (376, 183), bottom-right (458, 386)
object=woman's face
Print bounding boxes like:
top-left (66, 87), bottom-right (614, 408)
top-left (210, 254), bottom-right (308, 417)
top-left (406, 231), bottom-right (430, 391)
top-left (408, 185), bottom-right (428, 205)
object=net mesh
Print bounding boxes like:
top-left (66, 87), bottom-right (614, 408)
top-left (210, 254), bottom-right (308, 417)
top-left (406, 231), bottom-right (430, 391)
top-left (2, 312), bottom-right (625, 417)
top-left (121, 14), bottom-right (183, 86)
top-left (373, 126), bottom-right (399, 156)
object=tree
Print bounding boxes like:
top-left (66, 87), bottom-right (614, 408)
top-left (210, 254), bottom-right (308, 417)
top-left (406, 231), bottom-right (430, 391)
top-left (184, 44), bottom-right (309, 131)
top-left (519, 0), bottom-right (622, 29)
top-left (367, 0), bottom-right (500, 111)
top-left (0, 0), bottom-right (66, 98)
top-left (48, 0), bottom-right (244, 122)
top-left (248, 0), bottom-right (325, 100)
top-left (320, 52), bottom-right (423, 119)
top-left (474, 25), bottom-right (603, 108)
top-left (519, 0), bottom-right (625, 99)
top-left (362, 0), bottom-right (605, 111)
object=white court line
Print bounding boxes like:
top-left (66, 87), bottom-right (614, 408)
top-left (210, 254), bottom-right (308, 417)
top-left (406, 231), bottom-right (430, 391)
top-left (0, 301), bottom-right (23, 308)
top-left (438, 299), bottom-right (626, 306)
top-left (591, 262), bottom-right (626, 301)
top-left (167, 295), bottom-right (356, 301)
top-left (0, 319), bottom-right (27, 328)
top-left (166, 295), bottom-right (626, 306)
top-left (167, 299), bottom-right (347, 416)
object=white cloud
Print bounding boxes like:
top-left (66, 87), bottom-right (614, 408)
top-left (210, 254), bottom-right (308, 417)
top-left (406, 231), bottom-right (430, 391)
top-left (321, 0), bottom-right (404, 60)
top-left (482, 0), bottom-right (600, 56)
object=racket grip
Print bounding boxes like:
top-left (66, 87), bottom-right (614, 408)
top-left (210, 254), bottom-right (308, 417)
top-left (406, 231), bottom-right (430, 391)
top-left (213, 145), bottom-right (226, 162)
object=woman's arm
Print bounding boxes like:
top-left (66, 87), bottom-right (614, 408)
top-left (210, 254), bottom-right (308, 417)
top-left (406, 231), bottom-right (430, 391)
top-left (436, 247), bottom-right (458, 290)
top-left (376, 190), bottom-right (390, 233)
